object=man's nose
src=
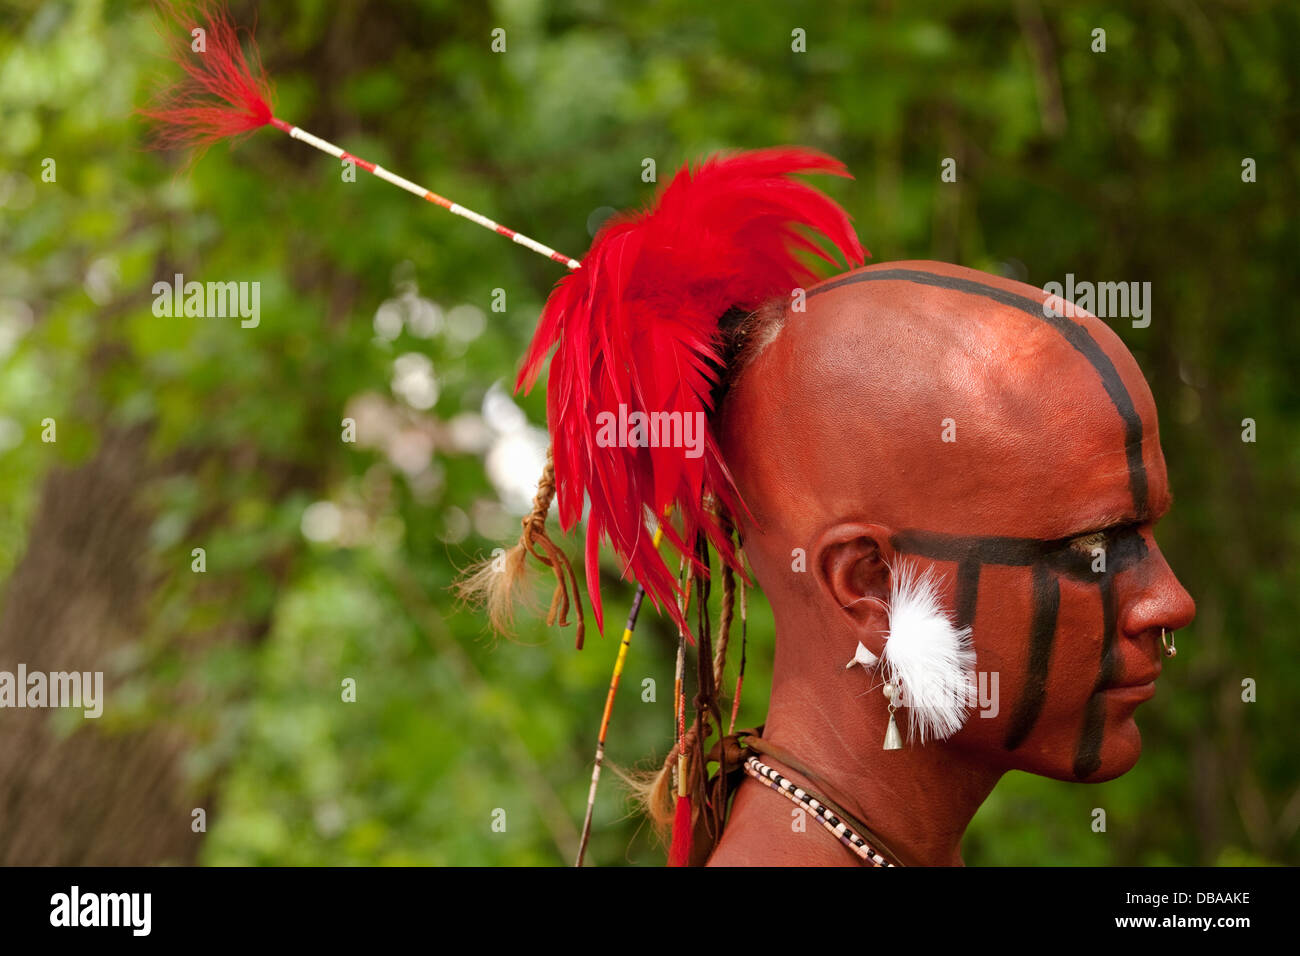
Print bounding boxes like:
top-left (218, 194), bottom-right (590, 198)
top-left (1118, 546), bottom-right (1196, 639)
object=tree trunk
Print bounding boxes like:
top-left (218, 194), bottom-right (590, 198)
top-left (0, 426), bottom-right (205, 864)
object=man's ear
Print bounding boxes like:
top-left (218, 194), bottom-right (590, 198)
top-left (814, 523), bottom-right (896, 649)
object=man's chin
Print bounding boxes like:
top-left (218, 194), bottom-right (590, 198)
top-left (1014, 720), bottom-right (1145, 782)
top-left (1074, 719), bottom-right (1144, 782)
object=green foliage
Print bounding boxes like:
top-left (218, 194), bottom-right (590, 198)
top-left (0, 0), bottom-right (1295, 865)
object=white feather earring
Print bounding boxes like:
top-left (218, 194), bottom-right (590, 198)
top-left (845, 558), bottom-right (977, 748)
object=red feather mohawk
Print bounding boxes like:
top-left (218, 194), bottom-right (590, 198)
top-left (514, 149), bottom-right (865, 635)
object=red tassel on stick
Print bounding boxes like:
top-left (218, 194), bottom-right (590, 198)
top-left (139, 1), bottom-right (275, 156)
top-left (667, 795), bottom-right (693, 867)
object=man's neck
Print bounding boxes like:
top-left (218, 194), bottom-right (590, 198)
top-left (709, 664), bottom-right (1003, 866)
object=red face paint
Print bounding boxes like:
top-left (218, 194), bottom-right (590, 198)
top-left (719, 260), bottom-right (1196, 791)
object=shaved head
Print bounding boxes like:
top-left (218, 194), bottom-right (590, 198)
top-left (722, 260), bottom-right (1165, 545)
top-left (716, 260), bottom-right (1194, 789)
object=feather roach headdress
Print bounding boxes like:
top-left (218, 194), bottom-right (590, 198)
top-left (136, 0), bottom-right (864, 641)
top-left (517, 150), bottom-right (865, 635)
top-left (138, 0), bottom-right (867, 867)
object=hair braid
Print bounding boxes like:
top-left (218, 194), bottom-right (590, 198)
top-left (453, 445), bottom-right (585, 647)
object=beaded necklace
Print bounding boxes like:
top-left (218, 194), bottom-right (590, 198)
top-left (742, 755), bottom-right (898, 867)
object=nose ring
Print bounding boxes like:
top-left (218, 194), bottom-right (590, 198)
top-left (1162, 628), bottom-right (1177, 658)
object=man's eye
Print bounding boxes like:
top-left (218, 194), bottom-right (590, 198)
top-left (1070, 531), bottom-right (1109, 554)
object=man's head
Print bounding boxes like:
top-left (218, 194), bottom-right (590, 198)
top-left (718, 260), bottom-right (1195, 782)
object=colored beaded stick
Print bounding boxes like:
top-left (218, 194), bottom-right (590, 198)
top-left (728, 547), bottom-right (748, 735)
top-left (574, 519), bottom-right (670, 867)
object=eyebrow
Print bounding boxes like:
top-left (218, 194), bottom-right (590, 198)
top-left (1061, 491), bottom-right (1174, 541)
top-left (1059, 513), bottom-right (1138, 541)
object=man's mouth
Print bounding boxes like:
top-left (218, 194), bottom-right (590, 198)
top-left (1100, 667), bottom-right (1161, 702)
top-left (1101, 681), bottom-right (1156, 703)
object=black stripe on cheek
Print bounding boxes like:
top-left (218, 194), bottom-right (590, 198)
top-left (810, 268), bottom-right (1150, 517)
top-left (1072, 575), bottom-right (1119, 779)
top-left (955, 556), bottom-right (980, 630)
top-left (1004, 564), bottom-right (1061, 751)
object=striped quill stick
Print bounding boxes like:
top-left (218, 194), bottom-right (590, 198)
top-left (141, 0), bottom-right (580, 269)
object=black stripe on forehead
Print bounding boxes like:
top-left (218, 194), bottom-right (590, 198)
top-left (808, 268), bottom-right (1149, 518)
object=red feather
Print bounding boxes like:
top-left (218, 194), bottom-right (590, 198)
top-left (517, 148), bottom-right (866, 634)
top-left (139, 1), bottom-right (275, 157)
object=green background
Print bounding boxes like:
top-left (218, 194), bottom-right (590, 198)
top-left (0, 0), bottom-right (1295, 866)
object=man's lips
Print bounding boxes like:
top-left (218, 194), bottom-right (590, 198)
top-left (1100, 666), bottom-right (1162, 702)
top-left (1102, 681), bottom-right (1156, 703)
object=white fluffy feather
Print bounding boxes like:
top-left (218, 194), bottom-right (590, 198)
top-left (879, 558), bottom-right (977, 745)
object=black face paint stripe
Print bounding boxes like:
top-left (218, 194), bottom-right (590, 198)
top-left (809, 268), bottom-right (1149, 517)
top-left (1072, 574), bottom-right (1119, 779)
top-left (954, 555), bottom-right (980, 630)
top-left (893, 527), bottom-right (1147, 580)
top-left (1003, 564), bottom-right (1060, 751)
top-left (894, 527), bottom-right (1146, 755)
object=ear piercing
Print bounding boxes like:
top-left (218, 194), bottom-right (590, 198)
top-left (882, 680), bottom-right (903, 751)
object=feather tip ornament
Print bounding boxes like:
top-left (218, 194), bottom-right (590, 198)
top-left (138, 0), bottom-right (276, 159)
